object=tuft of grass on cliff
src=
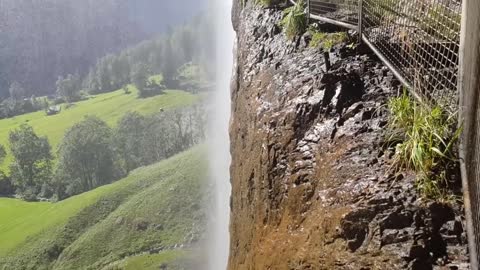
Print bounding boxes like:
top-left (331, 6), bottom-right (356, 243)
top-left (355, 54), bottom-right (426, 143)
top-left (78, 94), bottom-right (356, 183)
top-left (386, 91), bottom-right (460, 200)
top-left (255, 0), bottom-right (282, 7)
top-left (0, 146), bottom-right (208, 270)
top-left (309, 29), bottom-right (350, 51)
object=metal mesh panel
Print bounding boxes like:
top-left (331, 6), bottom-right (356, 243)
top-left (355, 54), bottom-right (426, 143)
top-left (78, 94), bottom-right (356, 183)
top-left (293, 0), bottom-right (468, 265)
top-left (362, 0), bottom-right (462, 110)
top-left (309, 0), bottom-right (359, 26)
top-left (302, 0), bottom-right (462, 110)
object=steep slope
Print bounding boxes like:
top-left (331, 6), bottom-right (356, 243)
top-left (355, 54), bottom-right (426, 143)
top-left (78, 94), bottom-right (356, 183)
top-left (229, 4), bottom-right (468, 270)
top-left (0, 146), bottom-right (207, 270)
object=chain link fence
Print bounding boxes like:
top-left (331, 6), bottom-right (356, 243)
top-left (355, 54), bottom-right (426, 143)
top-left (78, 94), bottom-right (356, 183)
top-left (309, 0), bottom-right (358, 26)
top-left (363, 0), bottom-right (461, 110)
top-left (305, 0), bottom-right (462, 111)
top-left (293, 0), bottom-right (474, 267)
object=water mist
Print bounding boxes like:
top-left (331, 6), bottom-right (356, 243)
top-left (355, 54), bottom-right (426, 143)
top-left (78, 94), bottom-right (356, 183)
top-left (208, 0), bottom-right (234, 269)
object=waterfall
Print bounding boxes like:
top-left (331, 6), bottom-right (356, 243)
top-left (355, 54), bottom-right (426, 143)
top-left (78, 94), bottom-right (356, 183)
top-left (208, 0), bottom-right (234, 269)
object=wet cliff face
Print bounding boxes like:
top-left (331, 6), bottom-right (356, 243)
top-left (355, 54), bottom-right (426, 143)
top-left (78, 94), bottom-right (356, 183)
top-left (229, 3), bottom-right (469, 270)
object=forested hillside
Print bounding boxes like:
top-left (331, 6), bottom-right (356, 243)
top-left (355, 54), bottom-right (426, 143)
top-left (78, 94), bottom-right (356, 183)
top-left (0, 0), bottom-right (214, 201)
top-left (82, 15), bottom-right (214, 96)
top-left (0, 0), bottom-right (208, 97)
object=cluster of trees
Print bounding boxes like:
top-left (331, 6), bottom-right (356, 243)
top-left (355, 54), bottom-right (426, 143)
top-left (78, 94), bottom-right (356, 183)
top-left (8, 125), bottom-right (53, 200)
top-left (0, 11), bottom-right (214, 120)
top-left (56, 74), bottom-right (82, 103)
top-left (48, 15), bottom-right (214, 104)
top-left (0, 82), bottom-right (48, 119)
top-left (0, 0), bottom-right (208, 97)
top-left (114, 107), bottom-right (205, 173)
top-left (130, 65), bottom-right (166, 98)
top-left (0, 0), bottom-right (145, 97)
top-left (0, 76), bottom-right (84, 119)
top-left (0, 106), bottom-right (206, 201)
top-left (82, 15), bottom-right (215, 95)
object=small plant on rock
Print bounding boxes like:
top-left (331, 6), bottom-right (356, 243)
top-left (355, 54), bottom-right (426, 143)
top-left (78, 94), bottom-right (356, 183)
top-left (279, 0), bottom-right (307, 40)
top-left (309, 28), bottom-right (349, 51)
top-left (255, 0), bottom-right (284, 7)
top-left (255, 0), bottom-right (272, 7)
top-left (386, 90), bottom-right (461, 200)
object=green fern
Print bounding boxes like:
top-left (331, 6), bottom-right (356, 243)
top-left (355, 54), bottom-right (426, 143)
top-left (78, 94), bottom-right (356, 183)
top-left (280, 0), bottom-right (307, 40)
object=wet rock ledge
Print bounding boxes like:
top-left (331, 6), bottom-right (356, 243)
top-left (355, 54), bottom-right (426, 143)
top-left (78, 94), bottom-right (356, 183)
top-left (228, 3), bottom-right (469, 270)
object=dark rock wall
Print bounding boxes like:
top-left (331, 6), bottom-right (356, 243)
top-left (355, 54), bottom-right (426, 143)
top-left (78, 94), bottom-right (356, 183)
top-left (228, 3), bottom-right (469, 270)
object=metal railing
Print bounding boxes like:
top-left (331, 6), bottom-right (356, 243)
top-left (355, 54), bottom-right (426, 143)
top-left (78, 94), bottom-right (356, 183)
top-left (309, 0), bottom-right (358, 27)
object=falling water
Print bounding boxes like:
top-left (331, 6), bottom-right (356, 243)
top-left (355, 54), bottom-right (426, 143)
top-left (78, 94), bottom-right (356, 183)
top-left (208, 0), bottom-right (234, 269)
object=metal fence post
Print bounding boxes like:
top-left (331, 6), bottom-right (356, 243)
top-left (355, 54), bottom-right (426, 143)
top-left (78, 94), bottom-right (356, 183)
top-left (458, 0), bottom-right (480, 268)
top-left (307, 0), bottom-right (311, 25)
top-left (358, 0), bottom-right (363, 44)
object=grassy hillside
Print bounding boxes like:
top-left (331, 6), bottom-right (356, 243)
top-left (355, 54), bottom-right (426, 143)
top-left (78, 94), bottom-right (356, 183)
top-left (103, 249), bottom-right (203, 270)
top-left (107, 250), bottom-right (185, 270)
top-left (0, 84), bottom-right (200, 170)
top-left (0, 146), bottom-right (208, 270)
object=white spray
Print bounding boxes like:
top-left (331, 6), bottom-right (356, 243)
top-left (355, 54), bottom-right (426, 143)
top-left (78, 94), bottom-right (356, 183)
top-left (208, 0), bottom-right (234, 269)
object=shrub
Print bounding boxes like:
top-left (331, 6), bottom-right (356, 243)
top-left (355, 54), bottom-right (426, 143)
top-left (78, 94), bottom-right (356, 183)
top-left (280, 0), bottom-right (307, 40)
top-left (138, 80), bottom-right (165, 98)
top-left (123, 85), bottom-right (131, 95)
top-left (387, 91), bottom-right (460, 200)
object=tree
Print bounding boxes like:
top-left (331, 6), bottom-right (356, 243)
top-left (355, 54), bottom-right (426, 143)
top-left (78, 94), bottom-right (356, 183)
top-left (161, 40), bottom-right (179, 88)
top-left (0, 144), bottom-right (13, 196)
top-left (115, 112), bottom-right (147, 172)
top-left (139, 108), bottom-right (205, 165)
top-left (56, 74), bottom-right (81, 103)
top-left (178, 27), bottom-right (195, 62)
top-left (111, 53), bottom-right (131, 89)
top-left (96, 57), bottom-right (113, 93)
top-left (131, 64), bottom-right (149, 93)
top-left (9, 124), bottom-right (52, 200)
top-left (83, 68), bottom-right (102, 94)
top-left (56, 116), bottom-right (119, 196)
top-left (0, 144), bottom-right (7, 164)
top-left (123, 85), bottom-right (131, 94)
top-left (9, 81), bottom-right (25, 101)
top-left (141, 113), bottom-right (175, 164)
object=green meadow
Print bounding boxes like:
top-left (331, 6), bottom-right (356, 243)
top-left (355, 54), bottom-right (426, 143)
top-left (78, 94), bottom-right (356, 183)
top-left (0, 83), bottom-right (200, 170)
top-left (0, 146), bottom-right (207, 269)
